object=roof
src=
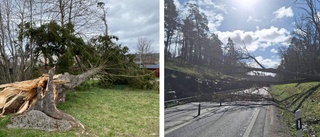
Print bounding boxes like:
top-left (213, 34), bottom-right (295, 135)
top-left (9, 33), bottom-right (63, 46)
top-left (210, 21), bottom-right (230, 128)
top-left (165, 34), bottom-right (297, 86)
top-left (143, 64), bottom-right (159, 69)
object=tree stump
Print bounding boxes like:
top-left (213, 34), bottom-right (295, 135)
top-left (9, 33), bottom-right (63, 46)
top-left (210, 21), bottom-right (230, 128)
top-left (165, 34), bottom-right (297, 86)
top-left (32, 68), bottom-right (85, 130)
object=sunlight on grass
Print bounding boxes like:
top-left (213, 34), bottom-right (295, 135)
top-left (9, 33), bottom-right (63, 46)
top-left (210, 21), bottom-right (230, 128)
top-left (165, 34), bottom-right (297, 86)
top-left (0, 87), bottom-right (159, 137)
top-left (271, 82), bottom-right (320, 136)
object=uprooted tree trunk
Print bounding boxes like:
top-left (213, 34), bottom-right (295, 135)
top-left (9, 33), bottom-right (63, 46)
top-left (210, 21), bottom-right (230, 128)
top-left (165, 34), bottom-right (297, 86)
top-left (229, 52), bottom-right (320, 112)
top-left (0, 67), bottom-right (102, 132)
top-left (54, 67), bottom-right (103, 102)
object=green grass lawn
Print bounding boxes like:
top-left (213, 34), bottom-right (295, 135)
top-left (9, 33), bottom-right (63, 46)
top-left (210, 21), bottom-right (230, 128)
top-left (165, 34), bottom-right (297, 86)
top-left (271, 82), bottom-right (320, 136)
top-left (0, 87), bottom-right (159, 137)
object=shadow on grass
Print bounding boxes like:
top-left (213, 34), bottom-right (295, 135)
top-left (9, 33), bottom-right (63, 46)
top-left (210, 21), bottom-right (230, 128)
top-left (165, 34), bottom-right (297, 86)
top-left (272, 83), bottom-right (320, 113)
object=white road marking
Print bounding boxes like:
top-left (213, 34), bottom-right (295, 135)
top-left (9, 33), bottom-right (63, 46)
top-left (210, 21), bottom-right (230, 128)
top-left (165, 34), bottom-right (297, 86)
top-left (243, 108), bottom-right (261, 137)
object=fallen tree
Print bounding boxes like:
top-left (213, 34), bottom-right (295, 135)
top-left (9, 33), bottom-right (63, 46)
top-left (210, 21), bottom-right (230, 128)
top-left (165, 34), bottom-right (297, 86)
top-left (0, 67), bottom-right (102, 132)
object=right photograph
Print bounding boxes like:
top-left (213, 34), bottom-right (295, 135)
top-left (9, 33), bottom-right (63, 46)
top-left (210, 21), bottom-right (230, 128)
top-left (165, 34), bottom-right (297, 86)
top-left (164, 0), bottom-right (319, 136)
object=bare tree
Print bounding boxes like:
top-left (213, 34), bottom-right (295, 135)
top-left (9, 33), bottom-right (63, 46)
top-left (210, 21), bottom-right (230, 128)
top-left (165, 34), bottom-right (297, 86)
top-left (136, 37), bottom-right (155, 65)
top-left (97, 1), bottom-right (108, 35)
top-left (0, 0), bottom-right (17, 83)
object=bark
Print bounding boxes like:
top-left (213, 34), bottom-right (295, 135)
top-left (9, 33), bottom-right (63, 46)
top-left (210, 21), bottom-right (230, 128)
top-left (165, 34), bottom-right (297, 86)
top-left (32, 68), bottom-right (85, 131)
top-left (243, 67), bottom-right (320, 82)
top-left (222, 65), bottom-right (320, 83)
top-left (55, 66), bottom-right (102, 89)
top-left (54, 67), bottom-right (102, 102)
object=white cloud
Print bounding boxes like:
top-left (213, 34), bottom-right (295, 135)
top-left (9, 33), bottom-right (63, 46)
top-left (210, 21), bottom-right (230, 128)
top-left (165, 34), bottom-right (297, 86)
top-left (176, 0), bottom-right (226, 32)
top-left (293, 28), bottom-right (306, 36)
top-left (247, 16), bottom-right (253, 22)
top-left (173, 0), bottom-right (182, 9)
top-left (273, 6), bottom-right (294, 19)
top-left (255, 26), bottom-right (289, 42)
top-left (107, 0), bottom-right (159, 53)
top-left (196, 0), bottom-right (227, 14)
top-left (247, 16), bottom-right (261, 22)
top-left (207, 13), bottom-right (224, 32)
top-left (270, 48), bottom-right (278, 54)
top-left (216, 26), bottom-right (290, 52)
top-left (254, 56), bottom-right (280, 68)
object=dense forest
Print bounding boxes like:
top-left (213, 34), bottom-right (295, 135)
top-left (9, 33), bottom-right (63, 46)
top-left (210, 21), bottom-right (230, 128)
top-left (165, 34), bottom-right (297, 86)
top-left (165, 0), bottom-right (320, 81)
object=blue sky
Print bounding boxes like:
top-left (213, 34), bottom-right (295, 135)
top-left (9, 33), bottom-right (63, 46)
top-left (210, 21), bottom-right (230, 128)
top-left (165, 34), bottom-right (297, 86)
top-left (174, 0), bottom-right (314, 68)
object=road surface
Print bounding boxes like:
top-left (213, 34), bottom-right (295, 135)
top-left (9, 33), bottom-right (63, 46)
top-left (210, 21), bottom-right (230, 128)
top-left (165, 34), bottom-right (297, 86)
top-left (165, 88), bottom-right (290, 137)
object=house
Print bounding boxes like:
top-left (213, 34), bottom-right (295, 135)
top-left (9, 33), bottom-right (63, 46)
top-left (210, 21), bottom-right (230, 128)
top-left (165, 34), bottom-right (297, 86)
top-left (144, 64), bottom-right (159, 78)
top-left (134, 53), bottom-right (159, 64)
top-left (134, 53), bottom-right (160, 78)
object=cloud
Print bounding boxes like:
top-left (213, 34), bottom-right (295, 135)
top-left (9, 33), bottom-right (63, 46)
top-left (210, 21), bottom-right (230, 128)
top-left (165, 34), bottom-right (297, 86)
top-left (176, 0), bottom-right (226, 32)
top-left (273, 6), bottom-right (294, 19)
top-left (216, 26), bottom-right (290, 52)
top-left (270, 48), bottom-right (278, 54)
top-left (254, 56), bottom-right (280, 68)
top-left (247, 16), bottom-right (262, 22)
top-left (247, 16), bottom-right (253, 22)
top-left (107, 0), bottom-right (159, 53)
top-left (195, 0), bottom-right (227, 14)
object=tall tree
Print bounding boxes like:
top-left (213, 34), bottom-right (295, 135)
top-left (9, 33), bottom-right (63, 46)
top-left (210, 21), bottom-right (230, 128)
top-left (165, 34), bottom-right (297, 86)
top-left (180, 3), bottom-right (209, 65)
top-left (164, 0), bottom-right (179, 59)
top-left (20, 21), bottom-right (95, 74)
top-left (203, 33), bottom-right (223, 67)
top-left (224, 37), bottom-right (239, 66)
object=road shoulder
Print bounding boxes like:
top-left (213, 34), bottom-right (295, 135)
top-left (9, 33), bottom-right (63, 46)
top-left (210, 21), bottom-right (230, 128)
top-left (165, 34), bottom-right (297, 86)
top-left (264, 105), bottom-right (291, 137)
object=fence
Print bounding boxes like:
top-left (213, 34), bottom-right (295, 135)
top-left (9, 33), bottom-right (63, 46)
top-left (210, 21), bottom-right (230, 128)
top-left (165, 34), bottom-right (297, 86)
top-left (164, 96), bottom-right (197, 108)
top-left (164, 87), bottom-right (266, 108)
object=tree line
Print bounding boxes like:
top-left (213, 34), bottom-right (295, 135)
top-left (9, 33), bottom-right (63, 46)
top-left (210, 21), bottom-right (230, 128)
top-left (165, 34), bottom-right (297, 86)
top-left (277, 0), bottom-right (320, 80)
top-left (165, 0), bottom-right (250, 75)
top-left (165, 0), bottom-right (320, 81)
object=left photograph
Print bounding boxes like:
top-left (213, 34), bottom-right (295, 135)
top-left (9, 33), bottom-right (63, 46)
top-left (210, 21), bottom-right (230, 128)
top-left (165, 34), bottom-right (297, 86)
top-left (0, 0), bottom-right (159, 136)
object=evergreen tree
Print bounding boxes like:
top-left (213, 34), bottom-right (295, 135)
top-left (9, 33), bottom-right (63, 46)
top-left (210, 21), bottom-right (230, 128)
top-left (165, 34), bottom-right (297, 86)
top-left (224, 37), bottom-right (240, 66)
top-left (180, 3), bottom-right (209, 65)
top-left (165, 0), bottom-right (179, 59)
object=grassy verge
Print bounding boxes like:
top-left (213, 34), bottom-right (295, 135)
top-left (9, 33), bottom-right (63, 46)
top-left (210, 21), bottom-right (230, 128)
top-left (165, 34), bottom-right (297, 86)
top-left (0, 87), bottom-right (159, 137)
top-left (270, 82), bottom-right (320, 136)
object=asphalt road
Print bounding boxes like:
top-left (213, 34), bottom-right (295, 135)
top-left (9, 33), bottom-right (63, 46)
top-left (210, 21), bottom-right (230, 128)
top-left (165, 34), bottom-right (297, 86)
top-left (165, 88), bottom-right (275, 137)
